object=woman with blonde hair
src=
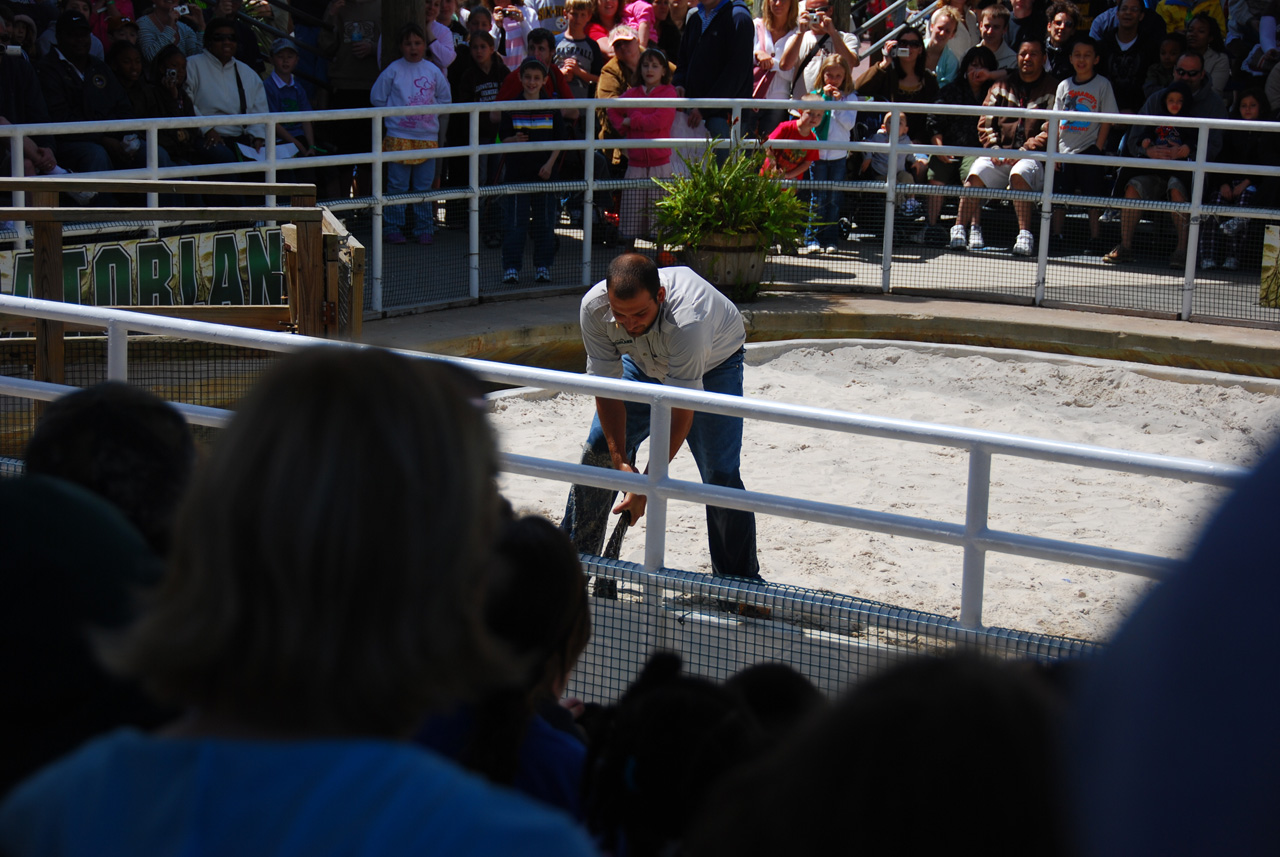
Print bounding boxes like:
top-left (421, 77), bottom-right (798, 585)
top-left (0, 347), bottom-right (596, 857)
top-left (748, 0), bottom-right (800, 138)
top-left (925, 4), bottom-right (963, 86)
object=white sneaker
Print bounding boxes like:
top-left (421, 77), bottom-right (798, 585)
top-left (968, 224), bottom-right (985, 251)
top-left (797, 242), bottom-right (820, 255)
top-left (949, 224), bottom-right (967, 250)
top-left (1012, 229), bottom-right (1034, 256)
top-left (1200, 257), bottom-right (1217, 270)
top-left (1223, 256), bottom-right (1239, 270)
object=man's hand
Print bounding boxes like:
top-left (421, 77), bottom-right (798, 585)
top-left (614, 490), bottom-right (647, 523)
top-left (32, 146), bottom-right (57, 173)
top-left (687, 107), bottom-right (703, 128)
top-left (351, 38), bottom-right (373, 58)
top-left (608, 460), bottom-right (646, 523)
top-left (1146, 143), bottom-right (1186, 161)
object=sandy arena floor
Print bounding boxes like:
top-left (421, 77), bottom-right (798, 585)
top-left (488, 343), bottom-right (1280, 641)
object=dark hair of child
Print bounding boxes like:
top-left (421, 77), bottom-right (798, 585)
top-left (724, 662), bottom-right (826, 741)
top-left (398, 21), bottom-right (426, 43)
top-left (582, 652), bottom-right (765, 857)
top-left (460, 515), bottom-right (591, 785)
top-left (629, 47), bottom-right (671, 86)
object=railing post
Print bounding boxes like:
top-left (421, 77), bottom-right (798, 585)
top-left (644, 400), bottom-right (671, 575)
top-left (265, 135), bottom-right (278, 210)
top-left (31, 190), bottom-right (65, 393)
top-left (8, 131), bottom-right (28, 245)
top-left (371, 119), bottom-right (384, 314)
top-left (582, 110), bottom-right (595, 287)
top-left (1182, 136), bottom-right (1210, 320)
top-left (1034, 120), bottom-right (1059, 306)
top-left (881, 106), bottom-right (898, 294)
top-left (145, 127), bottom-right (161, 238)
top-left (960, 444), bottom-right (992, 630)
top-left (469, 108), bottom-right (481, 301)
top-left (107, 320), bottom-right (128, 382)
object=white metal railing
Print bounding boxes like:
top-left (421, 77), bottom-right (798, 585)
top-left (5, 97), bottom-right (1280, 321)
top-left (0, 293), bottom-right (1251, 629)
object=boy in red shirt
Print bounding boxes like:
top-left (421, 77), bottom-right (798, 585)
top-left (761, 96), bottom-right (824, 179)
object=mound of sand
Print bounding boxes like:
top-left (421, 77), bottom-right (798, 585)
top-left (489, 344), bottom-right (1280, 641)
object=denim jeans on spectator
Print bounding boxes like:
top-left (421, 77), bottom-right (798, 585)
top-left (480, 153), bottom-right (501, 235)
top-left (561, 348), bottom-right (760, 580)
top-left (805, 157), bottom-right (846, 246)
top-left (502, 191), bottom-right (555, 271)
top-left (385, 157), bottom-right (436, 238)
top-left (703, 114), bottom-right (732, 164)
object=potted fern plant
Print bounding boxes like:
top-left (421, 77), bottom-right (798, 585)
top-left (653, 140), bottom-right (810, 301)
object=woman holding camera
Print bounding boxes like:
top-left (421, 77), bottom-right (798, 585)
top-left (855, 25), bottom-right (938, 144)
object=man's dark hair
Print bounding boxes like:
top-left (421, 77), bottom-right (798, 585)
top-left (202, 16), bottom-right (238, 48)
top-left (25, 382), bottom-right (196, 555)
top-left (527, 26), bottom-right (555, 48)
top-left (606, 253), bottom-right (661, 301)
top-left (1013, 33), bottom-right (1045, 56)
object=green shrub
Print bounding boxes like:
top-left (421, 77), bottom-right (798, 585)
top-left (653, 141), bottom-right (811, 252)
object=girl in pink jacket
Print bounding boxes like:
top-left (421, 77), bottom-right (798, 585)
top-left (606, 48), bottom-right (676, 250)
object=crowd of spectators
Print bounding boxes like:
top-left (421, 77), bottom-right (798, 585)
top-left (1, 0), bottom-right (1278, 270)
top-left (0, 346), bottom-right (1274, 855)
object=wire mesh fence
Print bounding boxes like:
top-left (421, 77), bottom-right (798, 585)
top-left (326, 163), bottom-right (1280, 327)
top-left (0, 334), bottom-right (273, 463)
top-left (566, 555), bottom-right (1100, 705)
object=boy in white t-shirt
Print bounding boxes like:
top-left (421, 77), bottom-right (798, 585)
top-left (1050, 33), bottom-right (1116, 254)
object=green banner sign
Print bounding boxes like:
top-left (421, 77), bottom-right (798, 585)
top-left (0, 227), bottom-right (286, 306)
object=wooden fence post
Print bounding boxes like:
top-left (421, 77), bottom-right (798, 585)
top-left (291, 192), bottom-right (325, 337)
top-left (31, 190), bottom-right (64, 389)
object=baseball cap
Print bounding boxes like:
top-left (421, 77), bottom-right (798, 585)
top-left (609, 24), bottom-right (638, 46)
top-left (518, 56), bottom-right (548, 75)
top-left (56, 11), bottom-right (93, 34)
top-left (270, 37), bottom-right (299, 55)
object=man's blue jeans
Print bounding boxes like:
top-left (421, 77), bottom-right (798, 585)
top-left (704, 114), bottom-right (732, 165)
top-left (561, 347), bottom-right (760, 579)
